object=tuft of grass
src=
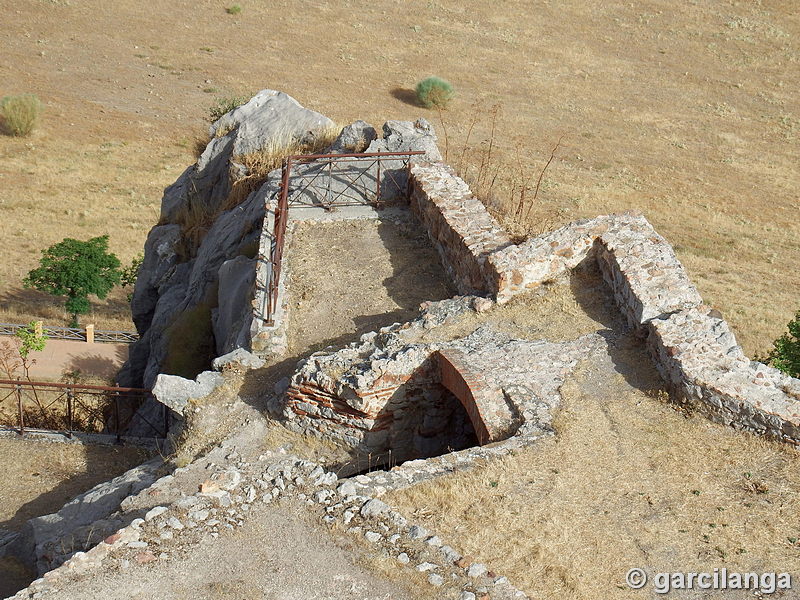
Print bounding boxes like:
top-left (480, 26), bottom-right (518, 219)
top-left (171, 196), bottom-right (217, 260)
top-left (0, 93), bottom-right (43, 136)
top-left (169, 124), bottom-right (340, 258)
top-left (225, 4), bottom-right (242, 15)
top-left (225, 123), bottom-right (341, 210)
top-left (415, 76), bottom-right (455, 109)
top-left (208, 94), bottom-right (250, 122)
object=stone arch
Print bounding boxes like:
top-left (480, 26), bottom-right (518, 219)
top-left (435, 349), bottom-right (513, 445)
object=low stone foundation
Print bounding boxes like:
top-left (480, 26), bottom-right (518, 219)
top-left (408, 162), bottom-right (512, 295)
top-left (280, 295), bottom-right (606, 465)
top-left (280, 160), bottom-right (800, 450)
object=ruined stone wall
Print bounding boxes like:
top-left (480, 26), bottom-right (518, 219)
top-left (281, 313), bottom-right (487, 466)
top-left (389, 163), bottom-right (800, 445)
top-left (408, 162), bottom-right (513, 295)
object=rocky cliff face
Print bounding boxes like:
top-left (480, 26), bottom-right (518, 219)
top-left (119, 90), bottom-right (334, 388)
top-left (119, 90), bottom-right (441, 390)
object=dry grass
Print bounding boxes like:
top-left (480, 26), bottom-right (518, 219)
top-left (386, 352), bottom-right (800, 599)
top-left (226, 123), bottom-right (341, 210)
top-left (0, 437), bottom-right (149, 531)
top-left (1, 1), bottom-right (797, 355)
top-left (170, 123), bottom-right (342, 258)
top-left (417, 260), bottom-right (623, 346)
top-left (0, 94), bottom-right (43, 137)
top-left (0, 136), bottom-right (189, 329)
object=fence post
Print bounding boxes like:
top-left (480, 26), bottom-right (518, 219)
top-left (34, 321), bottom-right (43, 338)
top-left (114, 388), bottom-right (121, 444)
top-left (16, 384), bottom-right (23, 436)
top-left (376, 159), bottom-right (382, 208)
top-left (85, 324), bottom-right (95, 344)
top-left (66, 387), bottom-right (74, 438)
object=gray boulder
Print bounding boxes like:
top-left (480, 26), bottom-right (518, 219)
top-left (212, 348), bottom-right (266, 371)
top-left (367, 118), bottom-right (442, 161)
top-left (330, 120), bottom-right (378, 153)
top-left (120, 90), bottom-right (335, 390)
top-left (210, 89), bottom-right (334, 157)
top-left (152, 371), bottom-right (225, 415)
top-left (120, 86), bottom-right (443, 396)
top-left (213, 255), bottom-right (257, 355)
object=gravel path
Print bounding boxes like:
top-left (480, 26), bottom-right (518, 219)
top-left (51, 498), bottom-right (419, 600)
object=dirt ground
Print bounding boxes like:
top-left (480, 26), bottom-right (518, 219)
top-left (0, 0), bottom-right (797, 356)
top-left (49, 496), bottom-right (421, 600)
top-left (287, 216), bottom-right (455, 356)
top-left (1, 2), bottom-right (799, 598)
top-left (0, 337), bottom-right (128, 383)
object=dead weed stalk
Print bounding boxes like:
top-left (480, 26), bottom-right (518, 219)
top-left (447, 102), bottom-right (564, 240)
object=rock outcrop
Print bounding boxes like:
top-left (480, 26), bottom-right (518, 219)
top-left (121, 90), bottom-right (442, 397)
top-left (120, 90), bottom-right (334, 390)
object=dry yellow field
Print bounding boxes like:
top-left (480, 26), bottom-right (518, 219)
top-left (0, 0), bottom-right (797, 354)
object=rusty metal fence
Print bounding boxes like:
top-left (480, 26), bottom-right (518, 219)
top-left (0, 379), bottom-right (166, 440)
top-left (0, 322), bottom-right (139, 344)
top-left (261, 151), bottom-right (424, 326)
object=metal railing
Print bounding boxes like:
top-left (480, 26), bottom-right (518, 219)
top-left (0, 379), bottom-right (166, 440)
top-left (261, 151), bottom-right (425, 326)
top-left (0, 322), bottom-right (139, 344)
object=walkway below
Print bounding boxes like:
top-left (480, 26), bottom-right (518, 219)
top-left (0, 338), bottom-right (128, 382)
top-left (52, 497), bottom-right (419, 600)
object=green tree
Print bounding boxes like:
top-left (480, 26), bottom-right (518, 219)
top-left (0, 321), bottom-right (47, 380)
top-left (24, 235), bottom-right (121, 326)
top-left (120, 253), bottom-right (144, 302)
top-left (761, 310), bottom-right (800, 378)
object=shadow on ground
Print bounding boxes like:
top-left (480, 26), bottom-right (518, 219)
top-left (569, 255), bottom-right (668, 396)
top-left (240, 209), bottom-right (454, 422)
top-left (389, 87), bottom-right (420, 107)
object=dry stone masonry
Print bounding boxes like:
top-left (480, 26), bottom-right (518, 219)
top-left (8, 91), bottom-right (800, 599)
top-left (280, 294), bottom-right (606, 468)
top-left (278, 159), bottom-right (800, 452)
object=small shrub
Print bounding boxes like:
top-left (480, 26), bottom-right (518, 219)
top-left (209, 95), bottom-right (249, 122)
top-left (760, 310), bottom-right (800, 378)
top-left (0, 93), bottom-right (43, 136)
top-left (415, 76), bottom-right (455, 109)
top-left (226, 4), bottom-right (242, 14)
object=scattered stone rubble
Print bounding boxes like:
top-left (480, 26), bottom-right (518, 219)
top-left (9, 424), bottom-right (527, 600)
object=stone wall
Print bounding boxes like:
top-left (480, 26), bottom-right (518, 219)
top-left (280, 295), bottom-right (605, 464)
top-left (408, 162), bottom-right (513, 295)
top-left (335, 162), bottom-right (800, 446)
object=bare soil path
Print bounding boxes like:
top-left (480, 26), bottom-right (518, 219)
top-left (51, 497), bottom-right (420, 600)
